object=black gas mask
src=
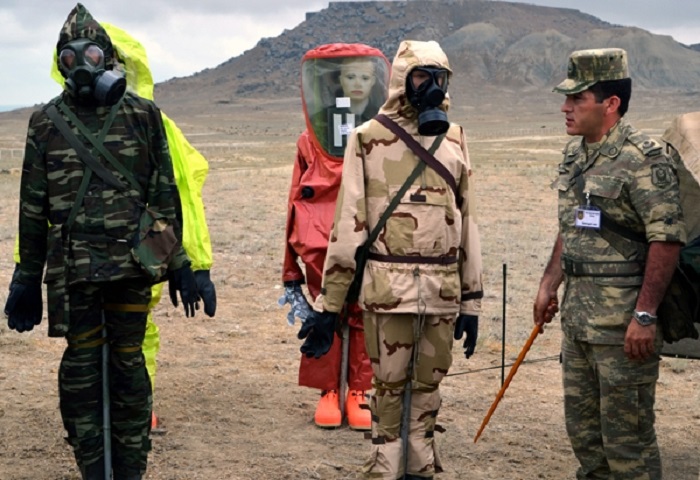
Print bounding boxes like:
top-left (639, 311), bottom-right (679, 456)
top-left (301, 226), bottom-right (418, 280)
top-left (406, 67), bottom-right (450, 136)
top-left (59, 38), bottom-right (126, 106)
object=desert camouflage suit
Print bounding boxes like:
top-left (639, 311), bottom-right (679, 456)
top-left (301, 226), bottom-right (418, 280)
top-left (17, 5), bottom-right (188, 477)
top-left (314, 40), bottom-right (483, 479)
top-left (555, 118), bottom-right (685, 479)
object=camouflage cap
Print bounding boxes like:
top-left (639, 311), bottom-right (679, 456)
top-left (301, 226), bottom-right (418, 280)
top-left (553, 48), bottom-right (629, 94)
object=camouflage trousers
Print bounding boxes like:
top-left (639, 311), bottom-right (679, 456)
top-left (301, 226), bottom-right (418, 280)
top-left (59, 279), bottom-right (153, 477)
top-left (362, 311), bottom-right (455, 479)
top-left (562, 334), bottom-right (662, 480)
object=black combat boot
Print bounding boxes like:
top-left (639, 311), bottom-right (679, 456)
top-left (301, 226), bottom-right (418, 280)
top-left (113, 467), bottom-right (143, 480)
top-left (80, 458), bottom-right (106, 480)
top-left (403, 475), bottom-right (433, 480)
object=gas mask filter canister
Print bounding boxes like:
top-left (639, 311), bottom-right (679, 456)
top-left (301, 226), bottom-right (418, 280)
top-left (406, 67), bottom-right (450, 136)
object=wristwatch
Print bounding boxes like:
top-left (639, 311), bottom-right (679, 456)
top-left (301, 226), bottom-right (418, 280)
top-left (633, 310), bottom-right (658, 327)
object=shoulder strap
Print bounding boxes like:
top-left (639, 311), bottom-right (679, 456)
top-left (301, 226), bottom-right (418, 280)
top-left (374, 113), bottom-right (461, 207)
top-left (45, 103), bottom-right (129, 194)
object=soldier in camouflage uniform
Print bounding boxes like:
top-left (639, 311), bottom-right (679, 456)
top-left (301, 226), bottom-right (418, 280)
top-left (3, 4), bottom-right (199, 480)
top-left (534, 48), bottom-right (686, 480)
top-left (299, 40), bottom-right (483, 480)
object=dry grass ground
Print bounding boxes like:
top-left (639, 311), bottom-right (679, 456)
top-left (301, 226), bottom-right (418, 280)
top-left (0, 90), bottom-right (698, 479)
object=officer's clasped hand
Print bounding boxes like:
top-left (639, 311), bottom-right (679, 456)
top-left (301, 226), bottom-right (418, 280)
top-left (278, 280), bottom-right (312, 326)
top-left (194, 270), bottom-right (217, 317)
top-left (454, 314), bottom-right (478, 359)
top-left (298, 310), bottom-right (338, 358)
top-left (168, 263), bottom-right (200, 317)
top-left (5, 265), bottom-right (43, 333)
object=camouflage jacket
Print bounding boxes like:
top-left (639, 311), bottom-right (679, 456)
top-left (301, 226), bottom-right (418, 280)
top-left (18, 91), bottom-right (188, 286)
top-left (314, 40), bottom-right (483, 316)
top-left (555, 118), bottom-right (686, 344)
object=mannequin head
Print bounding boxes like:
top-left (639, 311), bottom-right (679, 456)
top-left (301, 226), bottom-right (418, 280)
top-left (338, 57), bottom-right (377, 114)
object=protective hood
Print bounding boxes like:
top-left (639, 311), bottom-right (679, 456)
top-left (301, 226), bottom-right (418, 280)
top-left (56, 3), bottom-right (115, 73)
top-left (378, 40), bottom-right (452, 128)
top-left (301, 43), bottom-right (390, 158)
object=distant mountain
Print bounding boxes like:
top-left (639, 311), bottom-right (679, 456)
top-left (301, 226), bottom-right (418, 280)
top-left (153, 0), bottom-right (700, 107)
top-left (0, 105), bottom-right (28, 113)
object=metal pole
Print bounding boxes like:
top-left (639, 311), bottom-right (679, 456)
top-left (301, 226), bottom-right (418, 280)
top-left (339, 320), bottom-right (350, 423)
top-left (102, 311), bottom-right (112, 478)
top-left (501, 263), bottom-right (507, 386)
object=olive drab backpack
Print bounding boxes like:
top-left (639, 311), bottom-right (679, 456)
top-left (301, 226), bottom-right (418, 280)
top-left (657, 237), bottom-right (700, 343)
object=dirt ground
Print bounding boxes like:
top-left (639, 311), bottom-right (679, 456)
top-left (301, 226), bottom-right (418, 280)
top-left (0, 90), bottom-right (699, 480)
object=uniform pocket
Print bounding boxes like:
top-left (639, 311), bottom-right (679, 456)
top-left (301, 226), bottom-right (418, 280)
top-left (384, 187), bottom-right (451, 257)
top-left (585, 175), bottom-right (624, 200)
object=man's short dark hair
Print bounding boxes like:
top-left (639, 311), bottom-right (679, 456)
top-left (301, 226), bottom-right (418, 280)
top-left (589, 78), bottom-right (632, 117)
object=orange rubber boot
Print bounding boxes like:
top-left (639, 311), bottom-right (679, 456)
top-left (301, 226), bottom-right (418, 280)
top-left (314, 390), bottom-right (341, 428)
top-left (346, 390), bottom-right (371, 430)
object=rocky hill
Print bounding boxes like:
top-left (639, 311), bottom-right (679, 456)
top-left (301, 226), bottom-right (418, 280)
top-left (154, 0), bottom-right (700, 109)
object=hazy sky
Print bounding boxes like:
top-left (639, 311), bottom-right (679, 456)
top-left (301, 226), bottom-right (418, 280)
top-left (1, 0), bottom-right (699, 108)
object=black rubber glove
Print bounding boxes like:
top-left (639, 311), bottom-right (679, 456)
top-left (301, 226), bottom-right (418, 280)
top-left (454, 314), bottom-right (478, 359)
top-left (298, 311), bottom-right (338, 359)
top-left (168, 263), bottom-right (200, 317)
top-left (5, 264), bottom-right (43, 333)
top-left (194, 270), bottom-right (216, 317)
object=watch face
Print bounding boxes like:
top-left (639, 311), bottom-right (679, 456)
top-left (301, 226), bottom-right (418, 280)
top-left (634, 312), bottom-right (655, 326)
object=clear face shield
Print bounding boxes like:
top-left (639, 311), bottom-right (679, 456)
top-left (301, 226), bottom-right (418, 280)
top-left (302, 55), bottom-right (389, 157)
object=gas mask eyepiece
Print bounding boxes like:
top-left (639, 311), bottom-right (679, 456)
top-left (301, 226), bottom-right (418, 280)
top-left (406, 67), bottom-right (450, 136)
top-left (59, 39), bottom-right (125, 105)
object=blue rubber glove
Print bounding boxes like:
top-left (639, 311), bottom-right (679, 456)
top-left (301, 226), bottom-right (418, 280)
top-left (278, 280), bottom-right (311, 326)
top-left (194, 270), bottom-right (217, 317)
top-left (5, 264), bottom-right (43, 333)
top-left (454, 314), bottom-right (478, 359)
top-left (298, 311), bottom-right (337, 359)
top-left (168, 263), bottom-right (200, 317)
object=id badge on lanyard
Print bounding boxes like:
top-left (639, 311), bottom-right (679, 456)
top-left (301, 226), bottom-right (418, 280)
top-left (574, 192), bottom-right (601, 229)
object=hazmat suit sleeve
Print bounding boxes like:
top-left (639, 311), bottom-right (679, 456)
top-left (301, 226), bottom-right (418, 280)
top-left (315, 131), bottom-right (368, 313)
top-left (282, 136), bottom-right (309, 284)
top-left (162, 113), bottom-right (212, 271)
top-left (457, 127), bottom-right (483, 315)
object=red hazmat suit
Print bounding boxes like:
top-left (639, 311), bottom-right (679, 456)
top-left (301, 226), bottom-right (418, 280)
top-left (283, 43), bottom-right (390, 391)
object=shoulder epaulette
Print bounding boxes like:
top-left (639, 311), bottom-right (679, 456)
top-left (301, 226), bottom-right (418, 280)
top-left (627, 129), bottom-right (662, 157)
